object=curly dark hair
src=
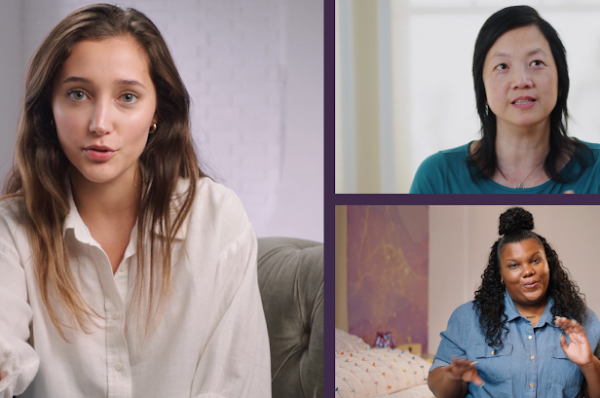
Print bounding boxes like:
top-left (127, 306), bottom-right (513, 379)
top-left (473, 207), bottom-right (586, 349)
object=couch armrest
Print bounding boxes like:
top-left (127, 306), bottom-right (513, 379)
top-left (257, 237), bottom-right (323, 398)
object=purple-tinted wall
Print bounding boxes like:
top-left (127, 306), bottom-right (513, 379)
top-left (347, 206), bottom-right (429, 352)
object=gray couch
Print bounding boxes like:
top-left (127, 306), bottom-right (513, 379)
top-left (257, 237), bottom-right (323, 398)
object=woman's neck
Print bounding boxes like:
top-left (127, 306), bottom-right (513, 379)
top-left (69, 168), bottom-right (142, 274)
top-left (495, 120), bottom-right (551, 172)
top-left (70, 169), bottom-right (141, 223)
top-left (490, 120), bottom-right (554, 188)
top-left (514, 298), bottom-right (548, 326)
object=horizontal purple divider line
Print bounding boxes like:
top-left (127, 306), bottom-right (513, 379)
top-left (333, 194), bottom-right (600, 206)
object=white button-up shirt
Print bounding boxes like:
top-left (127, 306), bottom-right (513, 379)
top-left (0, 178), bottom-right (271, 398)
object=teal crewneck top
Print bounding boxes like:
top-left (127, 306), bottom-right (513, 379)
top-left (409, 140), bottom-right (600, 193)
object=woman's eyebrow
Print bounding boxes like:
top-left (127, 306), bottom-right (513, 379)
top-left (115, 78), bottom-right (146, 89)
top-left (61, 76), bottom-right (146, 89)
top-left (61, 76), bottom-right (91, 85)
top-left (490, 52), bottom-right (509, 59)
top-left (526, 48), bottom-right (546, 57)
top-left (490, 48), bottom-right (546, 60)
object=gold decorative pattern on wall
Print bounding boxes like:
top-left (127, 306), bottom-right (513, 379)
top-left (347, 205), bottom-right (428, 352)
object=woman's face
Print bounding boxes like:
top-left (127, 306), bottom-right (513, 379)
top-left (499, 238), bottom-right (550, 309)
top-left (52, 35), bottom-right (157, 187)
top-left (482, 25), bottom-right (559, 132)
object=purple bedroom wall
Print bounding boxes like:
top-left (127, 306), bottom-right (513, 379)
top-left (346, 205), bottom-right (429, 352)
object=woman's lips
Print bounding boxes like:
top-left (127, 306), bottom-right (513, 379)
top-left (522, 281), bottom-right (539, 289)
top-left (511, 98), bottom-right (536, 109)
top-left (84, 148), bottom-right (116, 161)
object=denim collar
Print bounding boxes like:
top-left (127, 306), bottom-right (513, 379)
top-left (504, 290), bottom-right (557, 328)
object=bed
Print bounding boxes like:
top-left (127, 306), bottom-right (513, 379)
top-left (335, 329), bottom-right (435, 398)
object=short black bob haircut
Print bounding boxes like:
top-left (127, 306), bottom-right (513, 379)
top-left (469, 5), bottom-right (591, 182)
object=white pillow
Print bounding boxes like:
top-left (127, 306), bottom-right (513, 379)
top-left (335, 347), bottom-right (431, 398)
top-left (335, 328), bottom-right (370, 355)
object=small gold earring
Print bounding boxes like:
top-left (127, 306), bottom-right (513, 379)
top-left (149, 123), bottom-right (157, 134)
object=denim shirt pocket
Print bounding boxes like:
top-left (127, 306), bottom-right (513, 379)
top-left (550, 344), bottom-right (582, 389)
top-left (473, 343), bottom-right (514, 386)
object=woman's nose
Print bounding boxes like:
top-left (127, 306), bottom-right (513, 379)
top-left (522, 264), bottom-right (535, 277)
top-left (512, 66), bottom-right (533, 89)
top-left (88, 100), bottom-right (113, 135)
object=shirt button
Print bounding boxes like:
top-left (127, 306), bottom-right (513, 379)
top-left (115, 362), bottom-right (123, 371)
top-left (528, 335), bottom-right (532, 340)
top-left (531, 356), bottom-right (535, 360)
top-left (530, 383), bottom-right (534, 388)
top-left (491, 350), bottom-right (495, 355)
top-left (112, 311), bottom-right (120, 320)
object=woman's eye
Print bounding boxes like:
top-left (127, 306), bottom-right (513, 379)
top-left (532, 258), bottom-right (539, 264)
top-left (69, 90), bottom-right (87, 101)
top-left (495, 63), bottom-right (508, 70)
top-left (121, 93), bottom-right (138, 103)
top-left (531, 60), bottom-right (544, 67)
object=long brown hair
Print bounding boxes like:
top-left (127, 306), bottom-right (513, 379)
top-left (3, 4), bottom-right (204, 339)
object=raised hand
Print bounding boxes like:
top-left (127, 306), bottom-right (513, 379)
top-left (556, 316), bottom-right (596, 367)
top-left (445, 357), bottom-right (484, 386)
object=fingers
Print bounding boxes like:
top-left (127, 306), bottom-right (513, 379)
top-left (555, 316), bottom-right (578, 332)
top-left (447, 357), bottom-right (483, 385)
top-left (559, 334), bottom-right (568, 351)
top-left (448, 357), bottom-right (475, 376)
top-left (463, 367), bottom-right (484, 386)
top-left (556, 316), bottom-right (596, 366)
top-left (564, 190), bottom-right (575, 194)
top-left (556, 316), bottom-right (588, 342)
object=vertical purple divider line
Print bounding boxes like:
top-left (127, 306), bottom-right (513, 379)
top-left (324, 0), bottom-right (334, 396)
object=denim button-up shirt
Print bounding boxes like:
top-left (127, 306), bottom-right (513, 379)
top-left (431, 291), bottom-right (600, 398)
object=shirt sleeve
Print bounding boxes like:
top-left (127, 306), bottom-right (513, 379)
top-left (430, 305), bottom-right (469, 372)
top-left (409, 152), bottom-right (446, 194)
top-left (190, 220), bottom-right (271, 398)
top-left (586, 308), bottom-right (600, 358)
top-left (0, 213), bottom-right (39, 397)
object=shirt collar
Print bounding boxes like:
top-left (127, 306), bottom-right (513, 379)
top-left (63, 182), bottom-right (95, 245)
top-left (504, 290), bottom-right (556, 327)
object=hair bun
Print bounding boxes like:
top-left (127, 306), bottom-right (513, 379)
top-left (499, 207), bottom-right (534, 235)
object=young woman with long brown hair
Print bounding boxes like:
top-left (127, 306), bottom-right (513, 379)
top-left (0, 4), bottom-right (270, 397)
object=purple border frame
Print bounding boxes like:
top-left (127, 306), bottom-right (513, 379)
top-left (324, 1), bottom-right (600, 396)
